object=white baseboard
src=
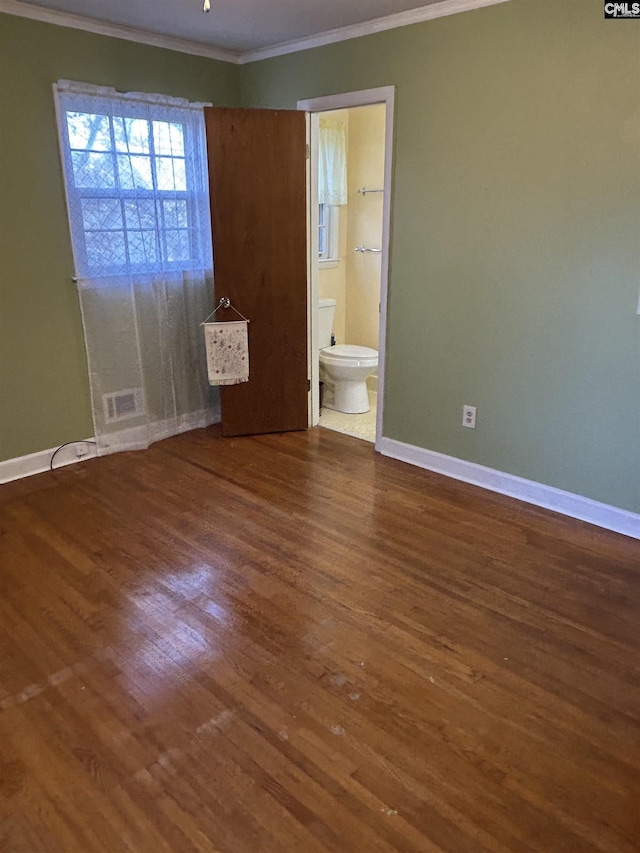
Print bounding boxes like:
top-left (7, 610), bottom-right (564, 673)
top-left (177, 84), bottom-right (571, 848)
top-left (376, 436), bottom-right (640, 541)
top-left (0, 439), bottom-right (98, 484)
top-left (98, 405), bottom-right (221, 455)
top-left (0, 405), bottom-right (222, 485)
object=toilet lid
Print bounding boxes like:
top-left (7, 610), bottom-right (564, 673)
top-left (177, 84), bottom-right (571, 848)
top-left (321, 344), bottom-right (378, 361)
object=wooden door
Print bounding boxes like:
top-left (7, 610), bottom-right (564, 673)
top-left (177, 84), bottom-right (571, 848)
top-left (204, 108), bottom-right (308, 437)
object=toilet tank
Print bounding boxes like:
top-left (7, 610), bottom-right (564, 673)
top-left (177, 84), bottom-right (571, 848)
top-left (318, 298), bottom-right (336, 350)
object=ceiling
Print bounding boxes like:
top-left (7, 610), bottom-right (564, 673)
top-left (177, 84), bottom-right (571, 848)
top-left (8, 0), bottom-right (470, 59)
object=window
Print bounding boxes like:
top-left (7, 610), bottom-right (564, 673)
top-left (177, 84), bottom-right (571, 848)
top-left (318, 203), bottom-right (339, 262)
top-left (55, 82), bottom-right (211, 279)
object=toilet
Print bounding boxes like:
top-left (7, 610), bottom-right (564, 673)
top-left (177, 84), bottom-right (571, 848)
top-left (318, 298), bottom-right (378, 414)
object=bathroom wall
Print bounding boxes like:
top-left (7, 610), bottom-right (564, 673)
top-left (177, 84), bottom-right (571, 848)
top-left (317, 109), bottom-right (348, 343)
top-left (345, 104), bottom-right (386, 351)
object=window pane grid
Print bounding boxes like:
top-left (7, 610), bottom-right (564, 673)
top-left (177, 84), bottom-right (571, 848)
top-left (60, 98), bottom-right (209, 277)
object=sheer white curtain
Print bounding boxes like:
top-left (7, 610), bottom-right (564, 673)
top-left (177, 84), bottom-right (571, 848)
top-left (55, 80), bottom-right (216, 455)
top-left (318, 118), bottom-right (347, 205)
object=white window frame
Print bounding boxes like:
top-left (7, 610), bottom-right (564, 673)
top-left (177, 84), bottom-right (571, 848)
top-left (54, 81), bottom-right (211, 280)
top-left (318, 203), bottom-right (340, 267)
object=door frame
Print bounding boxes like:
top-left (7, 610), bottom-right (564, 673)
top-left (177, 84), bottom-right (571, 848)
top-left (297, 86), bottom-right (395, 450)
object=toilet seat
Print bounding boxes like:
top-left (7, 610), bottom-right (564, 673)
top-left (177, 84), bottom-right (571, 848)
top-left (319, 344), bottom-right (378, 414)
top-left (319, 344), bottom-right (378, 368)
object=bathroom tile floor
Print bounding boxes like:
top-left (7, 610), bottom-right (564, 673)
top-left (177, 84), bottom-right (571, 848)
top-left (318, 391), bottom-right (376, 443)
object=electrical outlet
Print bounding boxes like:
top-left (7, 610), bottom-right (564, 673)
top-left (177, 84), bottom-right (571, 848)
top-left (76, 445), bottom-right (88, 458)
top-left (462, 405), bottom-right (477, 429)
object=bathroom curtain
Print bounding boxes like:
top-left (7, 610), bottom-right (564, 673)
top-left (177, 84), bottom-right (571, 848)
top-left (318, 118), bottom-right (348, 205)
top-left (55, 81), bottom-right (217, 456)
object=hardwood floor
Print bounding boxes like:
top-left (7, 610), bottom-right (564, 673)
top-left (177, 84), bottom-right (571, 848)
top-left (1, 425), bottom-right (639, 853)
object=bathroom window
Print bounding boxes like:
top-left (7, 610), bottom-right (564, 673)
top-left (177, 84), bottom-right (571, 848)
top-left (319, 203), bottom-right (339, 263)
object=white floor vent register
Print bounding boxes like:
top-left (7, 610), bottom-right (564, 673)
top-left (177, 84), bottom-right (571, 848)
top-left (102, 388), bottom-right (146, 424)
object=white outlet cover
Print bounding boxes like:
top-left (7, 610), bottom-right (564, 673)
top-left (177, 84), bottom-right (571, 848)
top-left (462, 405), bottom-right (477, 429)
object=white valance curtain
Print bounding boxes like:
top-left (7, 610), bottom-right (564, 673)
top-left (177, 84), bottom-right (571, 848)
top-left (55, 80), bottom-right (216, 456)
top-left (318, 118), bottom-right (347, 206)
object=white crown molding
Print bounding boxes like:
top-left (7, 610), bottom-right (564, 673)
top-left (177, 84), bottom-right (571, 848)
top-left (0, 0), bottom-right (242, 63)
top-left (377, 436), bottom-right (640, 542)
top-left (238, 0), bottom-right (513, 64)
top-left (1, 0), bottom-right (513, 66)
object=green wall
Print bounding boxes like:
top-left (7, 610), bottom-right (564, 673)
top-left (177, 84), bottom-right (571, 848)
top-left (241, 0), bottom-right (640, 514)
top-left (1, 1), bottom-right (639, 516)
top-left (0, 14), bottom-right (239, 461)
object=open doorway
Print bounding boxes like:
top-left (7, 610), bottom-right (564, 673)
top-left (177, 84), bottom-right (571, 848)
top-left (317, 104), bottom-right (384, 443)
top-left (298, 87), bottom-right (395, 450)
